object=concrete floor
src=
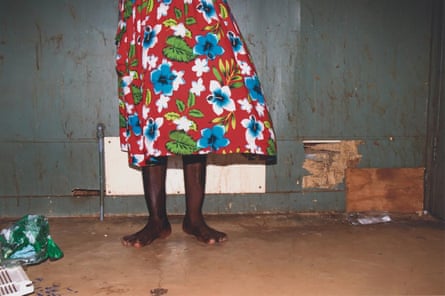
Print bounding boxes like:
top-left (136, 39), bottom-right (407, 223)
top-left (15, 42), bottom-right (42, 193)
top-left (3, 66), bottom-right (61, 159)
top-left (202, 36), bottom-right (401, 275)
top-left (1, 213), bottom-right (444, 296)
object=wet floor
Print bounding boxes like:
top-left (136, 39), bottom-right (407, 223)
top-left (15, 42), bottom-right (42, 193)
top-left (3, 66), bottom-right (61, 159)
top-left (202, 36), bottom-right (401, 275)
top-left (2, 213), bottom-right (445, 296)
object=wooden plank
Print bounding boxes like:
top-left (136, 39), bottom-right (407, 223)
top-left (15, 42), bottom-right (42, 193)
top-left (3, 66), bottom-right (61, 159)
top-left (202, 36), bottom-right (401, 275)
top-left (346, 168), bottom-right (424, 213)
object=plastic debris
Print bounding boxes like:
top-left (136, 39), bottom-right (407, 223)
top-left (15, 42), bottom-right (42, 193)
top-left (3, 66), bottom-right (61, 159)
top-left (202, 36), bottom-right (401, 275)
top-left (348, 212), bottom-right (392, 225)
top-left (0, 215), bottom-right (63, 266)
top-left (0, 265), bottom-right (34, 295)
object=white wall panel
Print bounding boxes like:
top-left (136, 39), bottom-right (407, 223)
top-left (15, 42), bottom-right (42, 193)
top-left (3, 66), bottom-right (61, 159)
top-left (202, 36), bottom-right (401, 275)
top-left (104, 137), bottom-right (266, 195)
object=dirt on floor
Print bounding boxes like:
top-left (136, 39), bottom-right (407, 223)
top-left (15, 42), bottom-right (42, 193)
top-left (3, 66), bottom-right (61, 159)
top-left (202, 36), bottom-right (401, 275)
top-left (1, 213), bottom-right (444, 296)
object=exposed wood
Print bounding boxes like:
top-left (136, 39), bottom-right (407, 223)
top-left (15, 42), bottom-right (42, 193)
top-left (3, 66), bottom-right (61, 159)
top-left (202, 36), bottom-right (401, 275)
top-left (346, 168), bottom-right (424, 213)
top-left (71, 189), bottom-right (101, 196)
top-left (303, 140), bottom-right (363, 189)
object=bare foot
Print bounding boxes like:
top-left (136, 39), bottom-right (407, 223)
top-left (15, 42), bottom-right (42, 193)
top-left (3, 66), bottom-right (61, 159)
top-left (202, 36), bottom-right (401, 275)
top-left (183, 217), bottom-right (227, 244)
top-left (122, 219), bottom-right (171, 248)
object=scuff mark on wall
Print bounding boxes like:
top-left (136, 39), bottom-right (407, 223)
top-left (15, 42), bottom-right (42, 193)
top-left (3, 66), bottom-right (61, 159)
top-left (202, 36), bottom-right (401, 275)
top-left (302, 140), bottom-right (362, 189)
top-left (34, 22), bottom-right (42, 71)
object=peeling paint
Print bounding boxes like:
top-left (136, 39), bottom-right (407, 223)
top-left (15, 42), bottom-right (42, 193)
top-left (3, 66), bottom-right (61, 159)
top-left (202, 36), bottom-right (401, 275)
top-left (302, 140), bottom-right (362, 189)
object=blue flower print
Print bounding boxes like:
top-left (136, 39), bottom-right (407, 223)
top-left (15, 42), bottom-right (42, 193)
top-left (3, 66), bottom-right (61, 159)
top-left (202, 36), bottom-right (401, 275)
top-left (207, 80), bottom-right (235, 115)
top-left (131, 154), bottom-right (145, 167)
top-left (128, 113), bottom-right (142, 136)
top-left (159, 0), bottom-right (172, 4)
top-left (144, 118), bottom-right (162, 142)
top-left (143, 25), bottom-right (160, 49)
top-left (242, 115), bottom-right (264, 139)
top-left (194, 33), bottom-right (224, 60)
top-left (151, 63), bottom-right (177, 95)
top-left (245, 75), bottom-right (265, 104)
top-left (196, 0), bottom-right (217, 23)
top-left (227, 31), bottom-right (243, 53)
top-left (197, 125), bottom-right (230, 151)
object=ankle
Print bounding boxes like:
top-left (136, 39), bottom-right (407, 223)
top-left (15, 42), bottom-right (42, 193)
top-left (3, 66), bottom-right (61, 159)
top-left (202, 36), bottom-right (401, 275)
top-left (149, 216), bottom-right (170, 225)
top-left (184, 214), bottom-right (206, 226)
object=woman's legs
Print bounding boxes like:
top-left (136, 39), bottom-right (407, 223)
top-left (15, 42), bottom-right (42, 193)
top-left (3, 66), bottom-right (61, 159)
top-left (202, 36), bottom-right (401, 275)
top-left (121, 159), bottom-right (171, 247)
top-left (122, 155), bottom-right (227, 247)
top-left (182, 155), bottom-right (227, 244)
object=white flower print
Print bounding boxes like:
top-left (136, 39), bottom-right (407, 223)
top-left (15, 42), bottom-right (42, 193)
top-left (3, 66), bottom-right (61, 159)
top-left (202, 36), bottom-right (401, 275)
top-left (255, 103), bottom-right (265, 117)
top-left (120, 142), bottom-right (128, 152)
top-left (125, 102), bottom-right (134, 114)
top-left (237, 98), bottom-right (252, 113)
top-left (208, 80), bottom-right (235, 115)
top-left (144, 54), bottom-right (158, 70)
top-left (172, 23), bottom-right (187, 38)
top-left (269, 128), bottom-right (276, 141)
top-left (245, 141), bottom-right (257, 154)
top-left (172, 69), bottom-right (185, 91)
top-left (191, 78), bottom-right (206, 96)
top-left (142, 105), bottom-right (150, 119)
top-left (137, 138), bottom-right (144, 151)
top-left (192, 58), bottom-right (210, 77)
top-left (157, 3), bottom-right (170, 19)
top-left (239, 61), bottom-right (252, 75)
top-left (121, 75), bottom-right (133, 95)
top-left (174, 116), bottom-right (193, 132)
top-left (156, 95), bottom-right (170, 113)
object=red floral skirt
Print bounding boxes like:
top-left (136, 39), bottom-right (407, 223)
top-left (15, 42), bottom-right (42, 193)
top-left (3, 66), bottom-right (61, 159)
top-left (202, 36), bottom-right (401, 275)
top-left (116, 0), bottom-right (277, 167)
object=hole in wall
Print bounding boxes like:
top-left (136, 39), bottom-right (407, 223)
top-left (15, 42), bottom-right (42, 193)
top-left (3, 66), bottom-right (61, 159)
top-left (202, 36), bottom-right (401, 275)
top-left (302, 140), bottom-right (363, 190)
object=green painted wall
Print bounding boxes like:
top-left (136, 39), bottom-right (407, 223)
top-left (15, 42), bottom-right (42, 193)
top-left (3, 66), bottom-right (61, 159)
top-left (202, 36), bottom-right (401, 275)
top-left (0, 0), bottom-right (439, 217)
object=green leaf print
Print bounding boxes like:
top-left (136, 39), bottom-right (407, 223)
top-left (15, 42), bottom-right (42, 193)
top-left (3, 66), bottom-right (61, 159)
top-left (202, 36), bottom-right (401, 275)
top-left (130, 59), bottom-right (138, 67)
top-left (165, 112), bottom-right (181, 121)
top-left (212, 113), bottom-right (236, 131)
top-left (215, 59), bottom-right (243, 87)
top-left (163, 18), bottom-right (178, 27)
top-left (123, 0), bottom-right (133, 20)
top-left (219, 4), bottom-right (228, 19)
top-left (219, 59), bottom-right (226, 76)
top-left (211, 116), bottom-right (225, 125)
top-left (204, 23), bottom-right (223, 39)
top-left (176, 99), bottom-right (186, 112)
top-left (163, 36), bottom-right (196, 62)
top-left (174, 7), bottom-right (182, 19)
top-left (190, 121), bottom-right (198, 131)
top-left (189, 109), bottom-right (204, 118)
top-left (166, 131), bottom-right (199, 154)
top-left (185, 17), bottom-right (197, 26)
top-left (187, 92), bottom-right (196, 107)
top-left (131, 85), bottom-right (142, 104)
top-left (231, 113), bottom-right (236, 129)
top-left (145, 89), bottom-right (152, 105)
top-left (138, 0), bottom-right (154, 13)
top-left (212, 67), bottom-right (223, 84)
top-left (115, 28), bottom-right (125, 45)
top-left (267, 139), bottom-right (277, 155)
top-left (232, 75), bottom-right (243, 82)
top-left (119, 114), bottom-right (127, 128)
top-left (230, 81), bottom-right (244, 89)
top-left (146, 0), bottom-right (154, 13)
top-left (119, 100), bottom-right (125, 109)
top-left (129, 43), bottom-right (136, 59)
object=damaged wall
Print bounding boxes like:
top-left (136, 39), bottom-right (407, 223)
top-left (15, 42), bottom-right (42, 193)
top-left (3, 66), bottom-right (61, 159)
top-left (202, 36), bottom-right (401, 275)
top-left (0, 0), bottom-right (437, 216)
top-left (302, 141), bottom-right (362, 190)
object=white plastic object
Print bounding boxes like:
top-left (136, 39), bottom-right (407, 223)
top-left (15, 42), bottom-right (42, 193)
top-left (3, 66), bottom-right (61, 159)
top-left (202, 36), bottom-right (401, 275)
top-left (0, 265), bottom-right (34, 296)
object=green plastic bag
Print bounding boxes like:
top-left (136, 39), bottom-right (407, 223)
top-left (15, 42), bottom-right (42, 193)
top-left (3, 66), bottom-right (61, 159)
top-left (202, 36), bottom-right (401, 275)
top-left (0, 215), bottom-right (63, 266)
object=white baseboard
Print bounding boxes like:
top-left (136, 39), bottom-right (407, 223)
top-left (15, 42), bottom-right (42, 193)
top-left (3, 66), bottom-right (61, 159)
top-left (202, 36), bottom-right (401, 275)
top-left (104, 137), bottom-right (266, 195)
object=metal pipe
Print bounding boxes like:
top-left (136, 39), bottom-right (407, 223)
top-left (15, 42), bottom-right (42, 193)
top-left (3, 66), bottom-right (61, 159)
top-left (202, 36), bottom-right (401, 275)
top-left (96, 123), bottom-right (106, 221)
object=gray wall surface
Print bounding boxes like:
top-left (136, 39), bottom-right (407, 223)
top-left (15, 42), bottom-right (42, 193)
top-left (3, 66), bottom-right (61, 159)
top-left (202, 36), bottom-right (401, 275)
top-left (0, 0), bottom-right (439, 217)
